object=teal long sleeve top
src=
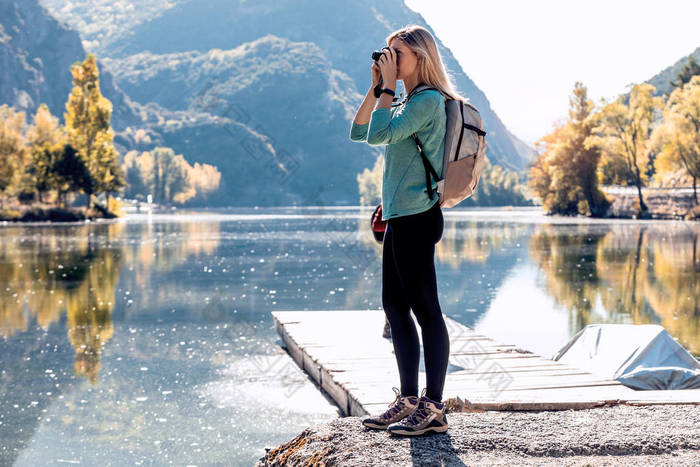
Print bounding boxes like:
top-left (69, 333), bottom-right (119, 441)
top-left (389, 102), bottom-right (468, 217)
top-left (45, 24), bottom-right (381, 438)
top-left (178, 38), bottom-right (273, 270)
top-left (349, 89), bottom-right (446, 221)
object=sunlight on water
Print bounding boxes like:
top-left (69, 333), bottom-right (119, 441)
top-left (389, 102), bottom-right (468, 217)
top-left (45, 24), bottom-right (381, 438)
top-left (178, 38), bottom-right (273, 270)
top-left (1, 207), bottom-right (698, 465)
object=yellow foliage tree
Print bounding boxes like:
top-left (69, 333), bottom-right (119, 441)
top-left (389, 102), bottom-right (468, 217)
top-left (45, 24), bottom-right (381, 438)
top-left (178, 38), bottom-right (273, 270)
top-left (528, 82), bottom-right (609, 216)
top-left (589, 83), bottom-right (664, 214)
top-left (24, 104), bottom-right (68, 204)
top-left (651, 76), bottom-right (700, 203)
top-left (181, 161), bottom-right (222, 204)
top-left (27, 103), bottom-right (64, 148)
top-left (123, 148), bottom-right (221, 205)
top-left (0, 105), bottom-right (27, 207)
top-left (64, 54), bottom-right (126, 210)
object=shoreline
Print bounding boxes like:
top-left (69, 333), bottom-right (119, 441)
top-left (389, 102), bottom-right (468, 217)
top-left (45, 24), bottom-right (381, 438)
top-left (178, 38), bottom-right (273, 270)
top-left (1, 187), bottom-right (698, 224)
top-left (0, 205), bottom-right (118, 223)
top-left (257, 404), bottom-right (700, 466)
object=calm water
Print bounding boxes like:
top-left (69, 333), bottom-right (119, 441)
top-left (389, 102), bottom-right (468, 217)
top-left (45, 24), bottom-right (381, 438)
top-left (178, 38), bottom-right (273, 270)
top-left (1, 207), bottom-right (698, 465)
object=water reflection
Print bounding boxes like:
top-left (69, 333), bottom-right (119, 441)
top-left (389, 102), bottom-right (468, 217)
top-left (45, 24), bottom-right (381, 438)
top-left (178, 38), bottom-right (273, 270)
top-left (0, 221), bottom-right (223, 383)
top-left (437, 220), bottom-right (531, 267)
top-left (0, 210), bottom-right (698, 465)
top-left (530, 223), bottom-right (700, 355)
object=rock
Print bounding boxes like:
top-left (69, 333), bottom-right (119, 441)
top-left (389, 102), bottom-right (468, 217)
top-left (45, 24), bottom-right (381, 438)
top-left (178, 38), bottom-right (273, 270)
top-left (257, 404), bottom-right (700, 466)
top-left (605, 190), bottom-right (696, 220)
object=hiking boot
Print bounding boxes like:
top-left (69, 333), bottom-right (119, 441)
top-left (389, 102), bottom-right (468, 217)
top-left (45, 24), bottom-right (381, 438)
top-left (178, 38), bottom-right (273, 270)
top-left (361, 387), bottom-right (419, 430)
top-left (387, 388), bottom-right (448, 436)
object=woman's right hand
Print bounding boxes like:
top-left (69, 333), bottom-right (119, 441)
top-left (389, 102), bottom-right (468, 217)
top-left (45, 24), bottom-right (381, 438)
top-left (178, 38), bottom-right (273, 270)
top-left (371, 61), bottom-right (381, 89)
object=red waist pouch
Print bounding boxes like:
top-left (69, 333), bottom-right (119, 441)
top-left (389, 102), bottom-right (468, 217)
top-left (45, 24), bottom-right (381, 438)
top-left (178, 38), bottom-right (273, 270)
top-left (371, 204), bottom-right (386, 243)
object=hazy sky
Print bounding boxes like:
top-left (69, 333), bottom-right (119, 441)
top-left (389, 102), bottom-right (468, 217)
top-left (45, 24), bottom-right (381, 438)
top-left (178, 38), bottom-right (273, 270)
top-left (404, 0), bottom-right (700, 145)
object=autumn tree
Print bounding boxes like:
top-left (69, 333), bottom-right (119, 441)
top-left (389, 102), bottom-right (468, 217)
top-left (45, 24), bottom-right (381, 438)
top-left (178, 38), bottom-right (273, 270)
top-left (0, 106), bottom-right (27, 208)
top-left (589, 83), bottom-right (663, 214)
top-left (651, 76), bottom-right (700, 203)
top-left (178, 161), bottom-right (222, 204)
top-left (64, 54), bottom-right (126, 210)
top-left (528, 82), bottom-right (609, 216)
top-left (22, 105), bottom-right (66, 203)
top-left (27, 104), bottom-right (64, 148)
top-left (25, 144), bottom-right (60, 203)
top-left (122, 147), bottom-right (220, 205)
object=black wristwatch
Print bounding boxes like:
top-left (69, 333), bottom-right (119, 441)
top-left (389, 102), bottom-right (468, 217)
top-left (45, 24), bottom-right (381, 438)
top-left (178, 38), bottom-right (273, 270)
top-left (373, 84), bottom-right (396, 99)
top-left (380, 87), bottom-right (395, 98)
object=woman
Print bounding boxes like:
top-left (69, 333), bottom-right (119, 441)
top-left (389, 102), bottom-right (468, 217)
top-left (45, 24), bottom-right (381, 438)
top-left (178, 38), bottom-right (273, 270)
top-left (349, 24), bottom-right (463, 436)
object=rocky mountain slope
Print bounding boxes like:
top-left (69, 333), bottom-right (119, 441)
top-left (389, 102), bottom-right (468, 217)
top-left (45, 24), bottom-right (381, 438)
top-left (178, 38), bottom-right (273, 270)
top-left (645, 46), bottom-right (700, 96)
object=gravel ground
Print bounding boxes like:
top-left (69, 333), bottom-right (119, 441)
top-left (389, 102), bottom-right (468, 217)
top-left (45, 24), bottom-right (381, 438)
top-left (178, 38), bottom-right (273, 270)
top-left (257, 404), bottom-right (700, 466)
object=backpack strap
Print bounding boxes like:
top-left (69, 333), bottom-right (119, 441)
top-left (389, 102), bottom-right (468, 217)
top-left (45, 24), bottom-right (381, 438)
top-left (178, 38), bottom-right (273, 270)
top-left (401, 84), bottom-right (440, 104)
top-left (412, 133), bottom-right (440, 200)
top-left (404, 84), bottom-right (448, 200)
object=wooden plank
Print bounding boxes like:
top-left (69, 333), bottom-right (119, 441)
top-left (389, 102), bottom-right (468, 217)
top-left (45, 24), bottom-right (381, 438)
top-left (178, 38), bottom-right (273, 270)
top-left (272, 310), bottom-right (700, 414)
top-left (328, 368), bottom-right (600, 386)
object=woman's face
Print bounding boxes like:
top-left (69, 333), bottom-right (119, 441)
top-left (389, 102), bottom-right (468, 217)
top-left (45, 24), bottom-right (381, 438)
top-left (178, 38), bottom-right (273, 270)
top-left (388, 38), bottom-right (419, 81)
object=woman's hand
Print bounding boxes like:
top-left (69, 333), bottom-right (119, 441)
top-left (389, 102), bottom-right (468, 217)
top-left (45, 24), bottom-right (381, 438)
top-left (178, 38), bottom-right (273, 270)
top-left (377, 47), bottom-right (397, 86)
top-left (371, 61), bottom-right (381, 88)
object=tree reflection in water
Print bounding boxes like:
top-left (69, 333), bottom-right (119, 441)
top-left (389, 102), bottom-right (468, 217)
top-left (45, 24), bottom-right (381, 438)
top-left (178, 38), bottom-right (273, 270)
top-left (530, 223), bottom-right (699, 356)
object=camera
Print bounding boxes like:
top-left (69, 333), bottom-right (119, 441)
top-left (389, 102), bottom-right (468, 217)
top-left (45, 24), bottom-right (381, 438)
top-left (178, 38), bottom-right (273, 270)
top-left (371, 47), bottom-right (390, 95)
top-left (371, 47), bottom-right (390, 62)
top-left (370, 46), bottom-right (401, 101)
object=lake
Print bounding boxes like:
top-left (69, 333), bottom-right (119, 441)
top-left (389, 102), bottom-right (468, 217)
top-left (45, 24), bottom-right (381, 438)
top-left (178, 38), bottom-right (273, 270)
top-left (1, 207), bottom-right (698, 465)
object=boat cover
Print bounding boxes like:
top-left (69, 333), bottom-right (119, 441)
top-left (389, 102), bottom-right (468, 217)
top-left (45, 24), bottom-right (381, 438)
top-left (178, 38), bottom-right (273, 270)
top-left (552, 324), bottom-right (700, 390)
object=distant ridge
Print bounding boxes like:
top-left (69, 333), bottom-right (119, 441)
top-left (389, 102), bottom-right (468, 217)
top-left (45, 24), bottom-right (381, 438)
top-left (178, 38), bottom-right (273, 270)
top-left (29, 0), bottom-right (536, 205)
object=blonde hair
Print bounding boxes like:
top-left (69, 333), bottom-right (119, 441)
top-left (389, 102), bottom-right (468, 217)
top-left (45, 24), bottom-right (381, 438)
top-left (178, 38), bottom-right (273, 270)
top-left (386, 24), bottom-right (464, 101)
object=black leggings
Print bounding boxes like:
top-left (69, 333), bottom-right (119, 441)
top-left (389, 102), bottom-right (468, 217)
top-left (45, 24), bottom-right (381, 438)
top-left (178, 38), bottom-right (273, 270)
top-left (382, 201), bottom-right (449, 402)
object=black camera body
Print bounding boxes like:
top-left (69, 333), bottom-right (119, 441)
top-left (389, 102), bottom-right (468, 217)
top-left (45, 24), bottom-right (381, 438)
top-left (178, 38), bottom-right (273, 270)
top-left (371, 46), bottom-right (390, 62)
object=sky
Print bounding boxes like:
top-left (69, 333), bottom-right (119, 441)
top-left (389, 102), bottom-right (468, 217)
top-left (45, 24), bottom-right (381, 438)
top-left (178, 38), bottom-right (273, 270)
top-left (404, 0), bottom-right (700, 145)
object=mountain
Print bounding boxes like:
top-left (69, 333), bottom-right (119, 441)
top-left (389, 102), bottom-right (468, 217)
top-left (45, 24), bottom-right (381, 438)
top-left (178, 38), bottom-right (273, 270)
top-left (31, 0), bottom-right (534, 205)
top-left (104, 35), bottom-right (378, 205)
top-left (645, 46), bottom-right (700, 96)
top-left (0, 0), bottom-right (140, 128)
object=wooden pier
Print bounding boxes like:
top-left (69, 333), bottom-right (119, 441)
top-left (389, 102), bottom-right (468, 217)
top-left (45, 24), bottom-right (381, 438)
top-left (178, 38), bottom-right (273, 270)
top-left (272, 310), bottom-right (700, 415)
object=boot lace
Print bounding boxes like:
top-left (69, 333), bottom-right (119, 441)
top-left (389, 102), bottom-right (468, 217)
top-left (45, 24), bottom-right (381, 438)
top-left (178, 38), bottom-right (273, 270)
top-left (380, 387), bottom-right (412, 421)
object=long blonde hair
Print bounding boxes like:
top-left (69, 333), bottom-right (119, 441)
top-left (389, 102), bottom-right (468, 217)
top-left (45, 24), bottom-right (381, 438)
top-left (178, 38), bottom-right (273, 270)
top-left (386, 24), bottom-right (464, 101)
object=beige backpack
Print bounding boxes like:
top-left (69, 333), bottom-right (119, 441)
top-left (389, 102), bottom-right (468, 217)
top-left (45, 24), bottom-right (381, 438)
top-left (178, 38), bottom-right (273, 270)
top-left (406, 84), bottom-right (488, 208)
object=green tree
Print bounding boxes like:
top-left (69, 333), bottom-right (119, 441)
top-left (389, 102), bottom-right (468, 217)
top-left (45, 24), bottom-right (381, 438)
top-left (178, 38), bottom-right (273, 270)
top-left (54, 144), bottom-right (94, 208)
top-left (123, 150), bottom-right (148, 201)
top-left (64, 54), bottom-right (126, 210)
top-left (528, 82), bottom-right (609, 216)
top-left (357, 153), bottom-right (383, 206)
top-left (671, 56), bottom-right (700, 89)
top-left (590, 83), bottom-right (663, 214)
top-left (471, 160), bottom-right (531, 206)
top-left (150, 147), bottom-right (187, 205)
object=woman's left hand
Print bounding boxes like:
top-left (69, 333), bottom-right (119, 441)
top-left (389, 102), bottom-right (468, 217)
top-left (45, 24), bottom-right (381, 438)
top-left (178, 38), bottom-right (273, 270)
top-left (377, 47), bottom-right (397, 85)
